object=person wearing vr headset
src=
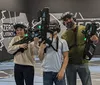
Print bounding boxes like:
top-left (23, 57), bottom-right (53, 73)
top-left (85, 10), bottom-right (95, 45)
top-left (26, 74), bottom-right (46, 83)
top-left (7, 24), bottom-right (39, 85)
top-left (38, 20), bottom-right (69, 85)
top-left (61, 12), bottom-right (99, 85)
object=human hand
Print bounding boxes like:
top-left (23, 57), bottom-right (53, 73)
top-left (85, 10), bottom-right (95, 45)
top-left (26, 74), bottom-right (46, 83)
top-left (90, 35), bottom-right (99, 43)
top-left (40, 41), bottom-right (46, 50)
top-left (56, 70), bottom-right (65, 80)
top-left (19, 43), bottom-right (28, 49)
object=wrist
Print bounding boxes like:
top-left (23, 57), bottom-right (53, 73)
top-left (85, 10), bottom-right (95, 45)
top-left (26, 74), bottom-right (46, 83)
top-left (39, 48), bottom-right (44, 52)
top-left (19, 45), bottom-right (21, 48)
top-left (39, 48), bottom-right (44, 53)
top-left (60, 68), bottom-right (65, 73)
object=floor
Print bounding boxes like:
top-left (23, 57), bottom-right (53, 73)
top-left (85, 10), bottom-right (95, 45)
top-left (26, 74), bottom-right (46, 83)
top-left (0, 57), bottom-right (100, 85)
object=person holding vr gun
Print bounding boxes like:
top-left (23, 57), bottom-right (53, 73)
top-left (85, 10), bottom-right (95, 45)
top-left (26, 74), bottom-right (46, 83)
top-left (61, 12), bottom-right (99, 85)
top-left (38, 20), bottom-right (69, 85)
top-left (7, 23), bottom-right (39, 85)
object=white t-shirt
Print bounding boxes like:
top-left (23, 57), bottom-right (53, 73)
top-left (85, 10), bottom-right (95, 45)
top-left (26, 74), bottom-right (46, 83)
top-left (42, 38), bottom-right (69, 72)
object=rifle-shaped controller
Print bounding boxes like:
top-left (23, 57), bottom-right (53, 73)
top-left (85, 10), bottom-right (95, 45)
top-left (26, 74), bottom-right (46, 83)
top-left (38, 7), bottom-right (52, 45)
top-left (82, 22), bottom-right (98, 60)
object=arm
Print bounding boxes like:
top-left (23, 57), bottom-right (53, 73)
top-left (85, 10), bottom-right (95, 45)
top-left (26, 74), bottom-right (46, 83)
top-left (57, 40), bottom-right (69, 80)
top-left (38, 48), bottom-right (45, 61)
top-left (56, 51), bottom-right (69, 80)
top-left (7, 37), bottom-right (20, 54)
top-left (7, 37), bottom-right (28, 54)
top-left (60, 51), bottom-right (68, 72)
top-left (30, 37), bottom-right (39, 56)
top-left (38, 41), bottom-right (46, 61)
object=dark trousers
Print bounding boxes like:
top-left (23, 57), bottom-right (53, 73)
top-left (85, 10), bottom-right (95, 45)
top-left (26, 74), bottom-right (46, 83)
top-left (14, 64), bottom-right (34, 85)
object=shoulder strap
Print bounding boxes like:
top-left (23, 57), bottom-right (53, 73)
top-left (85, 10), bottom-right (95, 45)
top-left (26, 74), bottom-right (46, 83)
top-left (69, 26), bottom-right (78, 49)
top-left (50, 36), bottom-right (59, 52)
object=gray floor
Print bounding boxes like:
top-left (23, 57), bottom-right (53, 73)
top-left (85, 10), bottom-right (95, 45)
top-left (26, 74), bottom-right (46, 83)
top-left (0, 57), bottom-right (100, 85)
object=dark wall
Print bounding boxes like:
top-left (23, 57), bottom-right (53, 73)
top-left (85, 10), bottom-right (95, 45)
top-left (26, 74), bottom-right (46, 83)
top-left (28, 0), bottom-right (100, 19)
top-left (0, 0), bottom-right (28, 13)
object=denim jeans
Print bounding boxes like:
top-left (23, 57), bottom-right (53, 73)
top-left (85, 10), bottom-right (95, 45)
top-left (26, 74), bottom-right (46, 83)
top-left (43, 72), bottom-right (66, 85)
top-left (66, 64), bottom-right (92, 85)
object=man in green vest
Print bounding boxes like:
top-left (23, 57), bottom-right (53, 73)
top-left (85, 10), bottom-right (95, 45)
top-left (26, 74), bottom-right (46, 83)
top-left (61, 12), bottom-right (99, 85)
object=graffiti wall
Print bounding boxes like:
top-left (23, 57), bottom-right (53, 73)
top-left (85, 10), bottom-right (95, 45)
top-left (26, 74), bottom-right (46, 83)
top-left (0, 10), bottom-right (28, 61)
top-left (0, 11), bottom-right (100, 62)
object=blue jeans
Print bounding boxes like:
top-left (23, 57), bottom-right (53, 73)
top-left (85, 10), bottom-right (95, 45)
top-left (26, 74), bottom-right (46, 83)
top-left (43, 72), bottom-right (66, 85)
top-left (66, 64), bottom-right (92, 85)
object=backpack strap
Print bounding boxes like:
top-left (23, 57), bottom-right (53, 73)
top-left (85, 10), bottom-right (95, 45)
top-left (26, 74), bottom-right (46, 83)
top-left (69, 26), bottom-right (78, 49)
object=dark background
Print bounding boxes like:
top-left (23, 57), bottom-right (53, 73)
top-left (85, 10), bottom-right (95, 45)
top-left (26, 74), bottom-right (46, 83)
top-left (0, 0), bottom-right (100, 61)
top-left (28, 0), bottom-right (100, 21)
top-left (1, 0), bottom-right (100, 21)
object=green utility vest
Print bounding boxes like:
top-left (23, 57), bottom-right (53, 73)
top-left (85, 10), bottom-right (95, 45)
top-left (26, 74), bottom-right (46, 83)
top-left (62, 25), bottom-right (88, 64)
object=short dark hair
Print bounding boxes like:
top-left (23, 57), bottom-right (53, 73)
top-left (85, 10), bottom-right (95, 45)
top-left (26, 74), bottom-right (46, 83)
top-left (61, 12), bottom-right (76, 21)
top-left (13, 24), bottom-right (27, 30)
